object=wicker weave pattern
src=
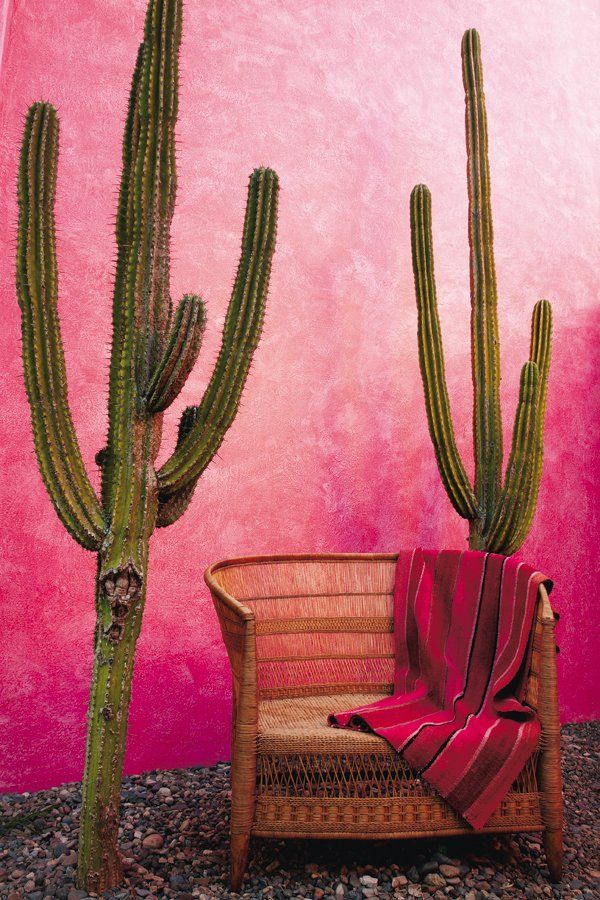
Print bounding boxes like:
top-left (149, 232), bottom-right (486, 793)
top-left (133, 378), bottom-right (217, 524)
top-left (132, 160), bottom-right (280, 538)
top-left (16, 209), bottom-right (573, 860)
top-left (205, 553), bottom-right (563, 890)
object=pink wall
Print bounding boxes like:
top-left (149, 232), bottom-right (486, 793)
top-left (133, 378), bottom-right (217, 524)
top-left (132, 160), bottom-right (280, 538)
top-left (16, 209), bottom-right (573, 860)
top-left (0, 0), bottom-right (598, 792)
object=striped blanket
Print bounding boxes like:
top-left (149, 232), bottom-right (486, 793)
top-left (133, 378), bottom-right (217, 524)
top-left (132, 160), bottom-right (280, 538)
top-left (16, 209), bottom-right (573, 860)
top-left (329, 549), bottom-right (551, 829)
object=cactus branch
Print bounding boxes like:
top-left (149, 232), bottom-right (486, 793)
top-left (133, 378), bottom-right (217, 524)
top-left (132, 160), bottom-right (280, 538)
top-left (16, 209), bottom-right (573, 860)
top-left (156, 405), bottom-right (200, 526)
top-left (509, 299), bottom-right (553, 551)
top-left (411, 184), bottom-right (478, 520)
top-left (146, 294), bottom-right (206, 412)
top-left (485, 361), bottom-right (540, 553)
top-left (157, 166), bottom-right (279, 499)
top-left (16, 103), bottom-right (105, 550)
top-left (463, 28), bottom-right (502, 526)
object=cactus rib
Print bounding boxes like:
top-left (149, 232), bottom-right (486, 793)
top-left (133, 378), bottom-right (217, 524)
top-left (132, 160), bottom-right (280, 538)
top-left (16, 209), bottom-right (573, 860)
top-left (16, 103), bottom-right (105, 550)
top-left (146, 294), bottom-right (206, 412)
top-left (157, 166), bottom-right (279, 498)
top-left (411, 184), bottom-right (478, 520)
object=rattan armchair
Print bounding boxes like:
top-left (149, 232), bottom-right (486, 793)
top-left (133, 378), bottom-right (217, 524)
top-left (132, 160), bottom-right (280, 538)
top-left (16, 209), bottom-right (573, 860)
top-left (205, 553), bottom-right (563, 891)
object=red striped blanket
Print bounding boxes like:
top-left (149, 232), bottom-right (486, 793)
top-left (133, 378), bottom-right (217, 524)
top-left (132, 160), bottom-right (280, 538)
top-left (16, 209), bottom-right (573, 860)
top-left (329, 549), bottom-right (551, 829)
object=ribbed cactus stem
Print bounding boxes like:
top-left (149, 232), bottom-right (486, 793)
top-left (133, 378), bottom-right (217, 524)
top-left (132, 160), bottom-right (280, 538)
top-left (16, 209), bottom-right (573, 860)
top-left (411, 184), bottom-right (478, 520)
top-left (509, 299), bottom-right (553, 552)
top-left (411, 29), bottom-right (553, 555)
top-left (463, 28), bottom-right (502, 527)
top-left (145, 294), bottom-right (206, 413)
top-left (15, 0), bottom-right (278, 890)
top-left (485, 362), bottom-right (540, 553)
top-left (16, 103), bottom-right (106, 549)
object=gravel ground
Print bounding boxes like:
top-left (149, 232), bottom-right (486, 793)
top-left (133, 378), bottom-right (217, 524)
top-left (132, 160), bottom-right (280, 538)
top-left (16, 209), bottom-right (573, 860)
top-left (1, 722), bottom-right (598, 900)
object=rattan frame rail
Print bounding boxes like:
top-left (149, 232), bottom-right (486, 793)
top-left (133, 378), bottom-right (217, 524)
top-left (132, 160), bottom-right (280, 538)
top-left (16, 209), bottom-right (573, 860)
top-left (205, 553), bottom-right (563, 891)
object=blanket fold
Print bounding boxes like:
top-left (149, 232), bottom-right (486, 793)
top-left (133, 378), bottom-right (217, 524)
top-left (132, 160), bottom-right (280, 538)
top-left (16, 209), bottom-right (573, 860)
top-left (329, 549), bottom-right (551, 829)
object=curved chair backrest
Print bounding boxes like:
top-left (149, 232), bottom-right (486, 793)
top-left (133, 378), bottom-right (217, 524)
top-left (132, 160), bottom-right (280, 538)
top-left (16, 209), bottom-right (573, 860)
top-left (208, 554), bottom-right (398, 699)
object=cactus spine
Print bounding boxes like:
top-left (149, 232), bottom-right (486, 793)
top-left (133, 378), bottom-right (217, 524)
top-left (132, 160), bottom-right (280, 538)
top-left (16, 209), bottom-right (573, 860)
top-left (16, 0), bottom-right (278, 891)
top-left (411, 28), bottom-right (552, 554)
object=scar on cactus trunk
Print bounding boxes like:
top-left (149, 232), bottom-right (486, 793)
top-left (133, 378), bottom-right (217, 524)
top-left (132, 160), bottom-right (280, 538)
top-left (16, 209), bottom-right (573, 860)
top-left (15, 0), bottom-right (279, 891)
top-left (410, 29), bottom-right (553, 555)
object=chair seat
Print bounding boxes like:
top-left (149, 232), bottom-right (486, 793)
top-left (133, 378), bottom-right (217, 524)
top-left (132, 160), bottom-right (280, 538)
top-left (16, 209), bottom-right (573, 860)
top-left (256, 691), bottom-right (541, 810)
top-left (258, 692), bottom-right (393, 755)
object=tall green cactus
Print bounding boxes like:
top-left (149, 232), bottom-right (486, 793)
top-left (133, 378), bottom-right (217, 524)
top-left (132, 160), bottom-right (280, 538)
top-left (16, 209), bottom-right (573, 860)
top-left (410, 28), bottom-right (552, 554)
top-left (15, 0), bottom-right (278, 891)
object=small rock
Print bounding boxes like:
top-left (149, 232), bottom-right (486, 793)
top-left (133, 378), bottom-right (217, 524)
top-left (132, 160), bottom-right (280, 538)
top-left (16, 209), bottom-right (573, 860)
top-left (360, 876), bottom-right (378, 887)
top-left (61, 850), bottom-right (78, 867)
top-left (392, 875), bottom-right (408, 888)
top-left (407, 866), bottom-right (420, 883)
top-left (336, 884), bottom-right (346, 898)
top-left (67, 891), bottom-right (88, 900)
top-left (142, 832), bottom-right (164, 849)
top-left (157, 787), bottom-right (172, 798)
top-left (439, 864), bottom-right (460, 878)
top-left (424, 873), bottom-right (446, 889)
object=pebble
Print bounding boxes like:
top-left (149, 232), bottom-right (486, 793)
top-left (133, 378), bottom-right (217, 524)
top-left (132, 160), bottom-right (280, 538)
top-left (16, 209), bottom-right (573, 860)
top-left (0, 722), bottom-right (596, 899)
top-left (141, 832), bottom-right (164, 849)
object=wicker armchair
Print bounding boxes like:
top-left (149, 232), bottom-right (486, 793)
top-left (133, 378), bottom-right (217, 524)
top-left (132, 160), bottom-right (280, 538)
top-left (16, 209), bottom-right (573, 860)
top-left (205, 554), bottom-right (563, 891)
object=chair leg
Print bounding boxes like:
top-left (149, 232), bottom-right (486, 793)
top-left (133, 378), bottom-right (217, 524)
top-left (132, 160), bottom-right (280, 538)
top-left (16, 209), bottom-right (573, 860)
top-left (537, 591), bottom-right (563, 884)
top-left (231, 832), bottom-right (251, 892)
top-left (544, 828), bottom-right (563, 883)
top-left (229, 688), bottom-right (258, 892)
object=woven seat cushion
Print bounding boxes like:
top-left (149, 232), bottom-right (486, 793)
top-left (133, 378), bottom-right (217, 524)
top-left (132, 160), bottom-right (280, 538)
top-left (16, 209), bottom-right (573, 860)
top-left (258, 692), bottom-right (395, 755)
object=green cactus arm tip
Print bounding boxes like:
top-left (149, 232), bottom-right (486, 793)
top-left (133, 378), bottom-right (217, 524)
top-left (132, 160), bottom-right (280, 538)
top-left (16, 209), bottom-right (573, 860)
top-left (157, 166), bottom-right (279, 499)
top-left (411, 184), bottom-right (478, 520)
top-left (485, 360), bottom-right (540, 554)
top-left (16, 102), bottom-right (105, 551)
top-left (462, 27), bottom-right (503, 523)
top-left (146, 294), bottom-right (206, 413)
top-left (156, 406), bottom-right (200, 527)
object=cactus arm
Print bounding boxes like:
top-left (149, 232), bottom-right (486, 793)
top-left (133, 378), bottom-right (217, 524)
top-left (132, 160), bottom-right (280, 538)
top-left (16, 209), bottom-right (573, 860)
top-left (462, 28), bottom-right (503, 526)
top-left (485, 361), bottom-right (540, 554)
top-left (16, 103), bottom-right (105, 550)
top-left (145, 294), bottom-right (205, 413)
top-left (156, 406), bottom-right (200, 526)
top-left (411, 185), bottom-right (478, 520)
top-left (508, 299), bottom-right (553, 552)
top-left (157, 166), bottom-right (279, 499)
top-left (102, 0), bottom-right (182, 576)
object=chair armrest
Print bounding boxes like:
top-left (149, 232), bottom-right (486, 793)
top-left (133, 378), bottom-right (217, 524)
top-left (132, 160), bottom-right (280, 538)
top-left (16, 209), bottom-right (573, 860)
top-left (525, 583), bottom-right (558, 713)
top-left (204, 563), bottom-right (257, 689)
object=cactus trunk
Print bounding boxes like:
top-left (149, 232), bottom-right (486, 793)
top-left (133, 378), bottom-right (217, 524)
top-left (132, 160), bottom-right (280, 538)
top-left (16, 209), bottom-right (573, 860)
top-left (78, 550), bottom-right (150, 892)
top-left (15, 0), bottom-right (278, 890)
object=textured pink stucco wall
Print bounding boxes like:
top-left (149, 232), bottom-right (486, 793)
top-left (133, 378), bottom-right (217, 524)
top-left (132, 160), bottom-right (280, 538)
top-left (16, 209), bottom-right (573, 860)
top-left (0, 0), bottom-right (598, 792)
